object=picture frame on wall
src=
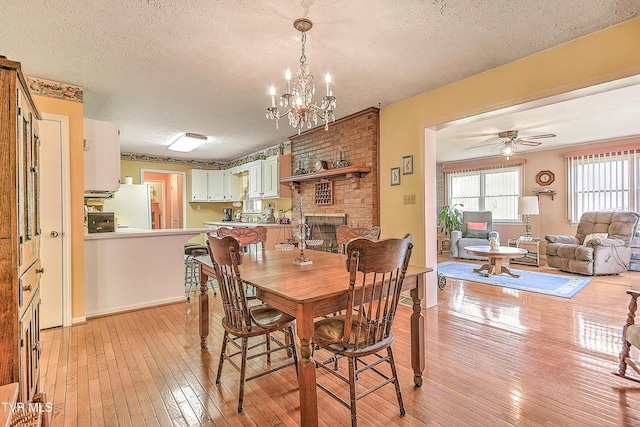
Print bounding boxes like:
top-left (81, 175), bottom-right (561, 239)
top-left (390, 167), bottom-right (401, 186)
top-left (402, 155), bottom-right (413, 175)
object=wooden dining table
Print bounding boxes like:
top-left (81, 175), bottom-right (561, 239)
top-left (197, 249), bottom-right (431, 427)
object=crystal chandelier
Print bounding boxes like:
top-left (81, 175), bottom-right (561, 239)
top-left (266, 18), bottom-right (336, 134)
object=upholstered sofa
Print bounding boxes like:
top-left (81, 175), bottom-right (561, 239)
top-left (450, 211), bottom-right (499, 260)
top-left (545, 211), bottom-right (640, 276)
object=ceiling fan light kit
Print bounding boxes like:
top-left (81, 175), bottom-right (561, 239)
top-left (266, 18), bottom-right (336, 134)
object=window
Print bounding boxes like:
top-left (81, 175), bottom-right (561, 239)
top-left (566, 148), bottom-right (640, 223)
top-left (444, 164), bottom-right (522, 222)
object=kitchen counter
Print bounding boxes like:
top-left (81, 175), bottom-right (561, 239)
top-left (85, 227), bottom-right (210, 240)
top-left (84, 227), bottom-right (208, 317)
top-left (203, 221), bottom-right (284, 228)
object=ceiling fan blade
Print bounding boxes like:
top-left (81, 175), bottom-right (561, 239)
top-left (524, 133), bottom-right (556, 139)
top-left (517, 139), bottom-right (542, 146)
top-left (465, 141), bottom-right (499, 150)
top-left (487, 144), bottom-right (503, 153)
top-left (464, 137), bottom-right (501, 150)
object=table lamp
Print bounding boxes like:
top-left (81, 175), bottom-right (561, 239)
top-left (518, 196), bottom-right (539, 237)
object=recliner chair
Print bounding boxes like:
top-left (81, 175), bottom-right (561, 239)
top-left (450, 211), bottom-right (499, 260)
top-left (545, 211), bottom-right (639, 276)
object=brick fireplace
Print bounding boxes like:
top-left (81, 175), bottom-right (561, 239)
top-left (288, 107), bottom-right (380, 230)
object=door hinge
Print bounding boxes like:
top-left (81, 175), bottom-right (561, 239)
top-left (20, 338), bottom-right (24, 348)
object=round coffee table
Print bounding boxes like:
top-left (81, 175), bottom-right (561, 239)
top-left (464, 245), bottom-right (528, 278)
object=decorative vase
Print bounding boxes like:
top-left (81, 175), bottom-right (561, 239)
top-left (489, 236), bottom-right (500, 251)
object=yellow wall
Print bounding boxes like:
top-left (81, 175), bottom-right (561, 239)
top-left (380, 17), bottom-right (640, 268)
top-left (32, 94), bottom-right (85, 319)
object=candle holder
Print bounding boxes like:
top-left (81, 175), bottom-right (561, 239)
top-left (282, 194), bottom-right (322, 265)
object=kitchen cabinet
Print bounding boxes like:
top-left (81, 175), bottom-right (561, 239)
top-left (189, 169), bottom-right (241, 202)
top-left (248, 161), bottom-right (263, 199)
top-left (84, 118), bottom-right (121, 192)
top-left (0, 57), bottom-right (44, 403)
top-left (262, 155), bottom-right (291, 199)
top-left (188, 169), bottom-right (208, 202)
top-left (207, 170), bottom-right (225, 201)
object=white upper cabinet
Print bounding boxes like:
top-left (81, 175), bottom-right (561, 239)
top-left (207, 170), bottom-right (225, 201)
top-left (188, 169), bottom-right (208, 202)
top-left (248, 161), bottom-right (263, 199)
top-left (189, 169), bottom-right (241, 202)
top-left (84, 118), bottom-right (121, 192)
top-left (261, 156), bottom-right (280, 199)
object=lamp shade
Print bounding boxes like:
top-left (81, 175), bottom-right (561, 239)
top-left (518, 196), bottom-right (539, 215)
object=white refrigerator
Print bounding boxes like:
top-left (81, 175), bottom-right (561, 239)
top-left (103, 184), bottom-right (152, 230)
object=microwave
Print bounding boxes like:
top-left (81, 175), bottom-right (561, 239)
top-left (87, 212), bottom-right (116, 233)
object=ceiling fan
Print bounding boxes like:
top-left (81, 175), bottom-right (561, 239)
top-left (466, 130), bottom-right (556, 159)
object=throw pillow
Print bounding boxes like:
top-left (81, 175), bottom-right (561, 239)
top-left (466, 229), bottom-right (489, 239)
top-left (583, 232), bottom-right (608, 245)
top-left (467, 221), bottom-right (488, 231)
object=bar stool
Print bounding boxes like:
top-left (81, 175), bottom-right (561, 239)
top-left (185, 244), bottom-right (215, 300)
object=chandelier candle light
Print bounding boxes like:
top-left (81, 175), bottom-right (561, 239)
top-left (266, 18), bottom-right (336, 134)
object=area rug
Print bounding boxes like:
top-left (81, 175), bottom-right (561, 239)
top-left (437, 261), bottom-right (592, 298)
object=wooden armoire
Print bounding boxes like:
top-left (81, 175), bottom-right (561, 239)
top-left (0, 56), bottom-right (44, 404)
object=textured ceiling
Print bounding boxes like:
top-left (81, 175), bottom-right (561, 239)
top-left (1, 1), bottom-right (639, 161)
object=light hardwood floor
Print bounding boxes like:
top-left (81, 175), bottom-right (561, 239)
top-left (40, 256), bottom-right (640, 426)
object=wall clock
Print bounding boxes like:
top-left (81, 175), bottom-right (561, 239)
top-left (535, 170), bottom-right (555, 186)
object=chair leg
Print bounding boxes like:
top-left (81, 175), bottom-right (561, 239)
top-left (237, 337), bottom-right (249, 413)
top-left (387, 346), bottom-right (406, 416)
top-left (289, 326), bottom-right (299, 377)
top-left (348, 357), bottom-right (358, 427)
top-left (266, 333), bottom-right (271, 364)
top-left (216, 331), bottom-right (229, 384)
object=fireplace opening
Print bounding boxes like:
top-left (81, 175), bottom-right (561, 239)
top-left (305, 214), bottom-right (347, 253)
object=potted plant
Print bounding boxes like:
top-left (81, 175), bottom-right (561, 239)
top-left (438, 204), bottom-right (463, 253)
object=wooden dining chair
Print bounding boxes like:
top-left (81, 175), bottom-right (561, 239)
top-left (312, 234), bottom-right (413, 427)
top-left (614, 290), bottom-right (640, 382)
top-left (336, 225), bottom-right (381, 254)
top-left (216, 226), bottom-right (267, 252)
top-left (207, 234), bottom-right (298, 413)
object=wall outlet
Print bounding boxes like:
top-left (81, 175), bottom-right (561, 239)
top-left (196, 204), bottom-right (201, 211)
top-left (403, 194), bottom-right (416, 205)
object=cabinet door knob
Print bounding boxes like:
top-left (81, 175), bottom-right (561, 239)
top-left (22, 284), bottom-right (32, 292)
top-left (50, 230), bottom-right (59, 238)
top-left (36, 267), bottom-right (45, 274)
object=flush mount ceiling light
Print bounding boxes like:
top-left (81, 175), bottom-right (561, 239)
top-left (266, 18), bottom-right (336, 134)
top-left (168, 133), bottom-right (208, 152)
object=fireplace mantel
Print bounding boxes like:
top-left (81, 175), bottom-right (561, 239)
top-left (280, 165), bottom-right (371, 188)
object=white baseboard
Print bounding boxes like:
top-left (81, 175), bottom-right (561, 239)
top-left (72, 316), bottom-right (87, 325)
top-left (84, 296), bottom-right (186, 319)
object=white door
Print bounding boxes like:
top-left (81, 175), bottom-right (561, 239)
top-left (39, 114), bottom-right (71, 328)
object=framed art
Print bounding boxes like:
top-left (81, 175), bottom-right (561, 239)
top-left (390, 167), bottom-right (401, 186)
top-left (402, 155), bottom-right (413, 175)
top-left (535, 170), bottom-right (555, 186)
